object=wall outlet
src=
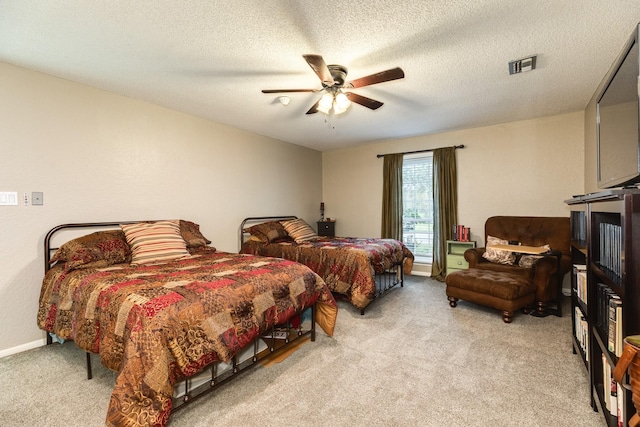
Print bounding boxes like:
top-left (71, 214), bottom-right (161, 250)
top-left (32, 192), bottom-right (43, 206)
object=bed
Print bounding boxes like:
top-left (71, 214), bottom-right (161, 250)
top-left (38, 220), bottom-right (337, 427)
top-left (239, 216), bottom-right (414, 315)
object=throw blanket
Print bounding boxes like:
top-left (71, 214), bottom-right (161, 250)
top-left (37, 248), bottom-right (337, 427)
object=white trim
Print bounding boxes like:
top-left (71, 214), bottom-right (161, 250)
top-left (0, 338), bottom-right (46, 359)
top-left (409, 270), bottom-right (431, 277)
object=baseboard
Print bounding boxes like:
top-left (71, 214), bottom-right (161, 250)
top-left (0, 338), bottom-right (46, 359)
top-left (409, 270), bottom-right (431, 277)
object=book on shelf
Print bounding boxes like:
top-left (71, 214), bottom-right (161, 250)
top-left (574, 306), bottom-right (589, 360)
top-left (571, 211), bottom-right (587, 243)
top-left (596, 283), bottom-right (623, 357)
top-left (603, 354), bottom-right (611, 412)
top-left (573, 264), bottom-right (587, 305)
top-left (608, 296), bottom-right (622, 356)
top-left (615, 302), bottom-right (623, 357)
top-left (610, 378), bottom-right (618, 418)
top-left (602, 355), bottom-right (614, 416)
top-left (452, 224), bottom-right (471, 242)
top-left (599, 222), bottom-right (622, 278)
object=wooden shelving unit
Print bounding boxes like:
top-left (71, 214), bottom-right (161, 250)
top-left (566, 189), bottom-right (640, 426)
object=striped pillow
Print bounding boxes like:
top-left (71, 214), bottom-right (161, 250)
top-left (121, 220), bottom-right (190, 265)
top-left (281, 218), bottom-right (318, 243)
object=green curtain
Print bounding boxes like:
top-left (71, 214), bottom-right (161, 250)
top-left (431, 147), bottom-right (458, 281)
top-left (381, 153), bottom-right (403, 240)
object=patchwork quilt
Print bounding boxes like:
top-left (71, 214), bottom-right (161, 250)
top-left (37, 248), bottom-right (337, 427)
top-left (241, 237), bottom-right (414, 310)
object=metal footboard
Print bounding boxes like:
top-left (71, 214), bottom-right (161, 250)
top-left (361, 258), bottom-right (405, 315)
top-left (172, 304), bottom-right (316, 412)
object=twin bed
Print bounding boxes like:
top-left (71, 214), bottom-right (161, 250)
top-left (240, 216), bottom-right (414, 315)
top-left (37, 217), bottom-right (412, 426)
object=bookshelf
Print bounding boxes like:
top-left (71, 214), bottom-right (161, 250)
top-left (566, 189), bottom-right (640, 427)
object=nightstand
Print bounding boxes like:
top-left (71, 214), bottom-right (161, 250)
top-left (446, 240), bottom-right (476, 276)
top-left (317, 221), bottom-right (335, 237)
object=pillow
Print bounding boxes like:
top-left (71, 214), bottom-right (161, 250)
top-left (121, 220), bottom-right (191, 265)
top-left (50, 230), bottom-right (131, 270)
top-left (518, 244), bottom-right (551, 268)
top-left (179, 220), bottom-right (211, 248)
top-left (245, 221), bottom-right (289, 243)
top-left (482, 235), bottom-right (516, 265)
top-left (281, 218), bottom-right (318, 243)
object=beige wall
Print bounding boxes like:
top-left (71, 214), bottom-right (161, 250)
top-left (0, 62), bottom-right (322, 355)
top-left (0, 59), bottom-right (591, 355)
top-left (323, 112), bottom-right (585, 265)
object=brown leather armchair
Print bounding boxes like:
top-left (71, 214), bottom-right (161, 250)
top-left (464, 216), bottom-right (571, 311)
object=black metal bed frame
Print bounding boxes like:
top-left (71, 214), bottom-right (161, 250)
top-left (239, 216), bottom-right (405, 315)
top-left (43, 221), bottom-right (317, 412)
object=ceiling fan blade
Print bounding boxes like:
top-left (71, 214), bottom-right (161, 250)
top-left (347, 67), bottom-right (405, 89)
top-left (303, 54), bottom-right (335, 86)
top-left (306, 99), bottom-right (320, 115)
top-left (261, 89), bottom-right (317, 93)
top-left (345, 92), bottom-right (383, 110)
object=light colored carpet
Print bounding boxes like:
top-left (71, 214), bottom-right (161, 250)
top-left (0, 276), bottom-right (604, 426)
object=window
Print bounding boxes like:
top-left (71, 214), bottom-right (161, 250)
top-left (402, 153), bottom-right (433, 264)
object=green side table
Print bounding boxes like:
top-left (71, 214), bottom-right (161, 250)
top-left (446, 240), bottom-right (476, 276)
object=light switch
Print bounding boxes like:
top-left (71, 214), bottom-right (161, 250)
top-left (32, 192), bottom-right (43, 206)
top-left (0, 192), bottom-right (18, 206)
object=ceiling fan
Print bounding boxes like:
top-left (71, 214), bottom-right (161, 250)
top-left (262, 54), bottom-right (405, 115)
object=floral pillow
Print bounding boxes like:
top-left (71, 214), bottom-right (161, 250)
top-left (50, 230), bottom-right (131, 270)
top-left (518, 244), bottom-right (551, 268)
top-left (245, 221), bottom-right (289, 243)
top-left (482, 235), bottom-right (516, 265)
top-left (179, 220), bottom-right (211, 248)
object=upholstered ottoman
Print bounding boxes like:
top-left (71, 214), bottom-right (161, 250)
top-left (446, 269), bottom-right (536, 323)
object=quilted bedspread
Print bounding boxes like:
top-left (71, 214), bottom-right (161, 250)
top-left (241, 237), bottom-right (414, 310)
top-left (37, 248), bottom-right (337, 427)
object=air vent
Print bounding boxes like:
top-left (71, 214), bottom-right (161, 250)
top-left (509, 56), bottom-right (537, 75)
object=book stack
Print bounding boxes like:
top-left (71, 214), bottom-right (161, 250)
top-left (452, 225), bottom-right (470, 242)
top-left (599, 222), bottom-right (622, 279)
top-left (570, 211), bottom-right (587, 245)
top-left (596, 283), bottom-right (623, 357)
top-left (602, 354), bottom-right (625, 424)
top-left (574, 264), bottom-right (587, 305)
top-left (574, 306), bottom-right (589, 361)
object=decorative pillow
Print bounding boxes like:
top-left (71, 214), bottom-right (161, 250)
top-left (245, 221), bottom-right (289, 243)
top-left (482, 235), bottom-right (516, 265)
top-left (121, 220), bottom-right (191, 265)
top-left (281, 218), bottom-right (318, 243)
top-left (50, 230), bottom-right (131, 271)
top-left (179, 220), bottom-right (211, 248)
top-left (518, 244), bottom-right (551, 268)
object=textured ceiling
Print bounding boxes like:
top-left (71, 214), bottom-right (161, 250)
top-left (1, 1), bottom-right (640, 151)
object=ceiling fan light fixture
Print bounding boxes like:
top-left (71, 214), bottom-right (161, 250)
top-left (262, 55), bottom-right (404, 116)
top-left (317, 92), bottom-right (334, 114)
top-left (333, 91), bottom-right (351, 114)
top-left (278, 96), bottom-right (291, 106)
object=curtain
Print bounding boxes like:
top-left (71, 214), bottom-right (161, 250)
top-left (431, 147), bottom-right (458, 281)
top-left (381, 153), bottom-right (403, 240)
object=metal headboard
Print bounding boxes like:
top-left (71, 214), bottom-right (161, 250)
top-left (44, 221), bottom-right (156, 272)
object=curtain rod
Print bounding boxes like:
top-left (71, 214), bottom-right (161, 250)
top-left (376, 144), bottom-right (465, 158)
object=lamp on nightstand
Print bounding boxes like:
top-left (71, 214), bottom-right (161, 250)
top-left (320, 202), bottom-right (325, 221)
